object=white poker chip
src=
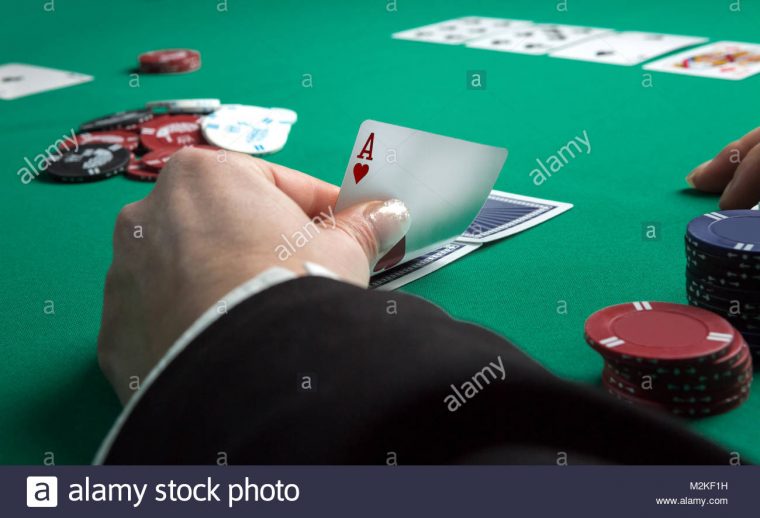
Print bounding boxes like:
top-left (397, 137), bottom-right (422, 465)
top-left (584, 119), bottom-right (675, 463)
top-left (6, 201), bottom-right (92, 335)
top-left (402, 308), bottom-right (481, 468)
top-left (145, 98), bottom-right (221, 114)
top-left (200, 104), bottom-right (296, 155)
top-left (269, 107), bottom-right (298, 124)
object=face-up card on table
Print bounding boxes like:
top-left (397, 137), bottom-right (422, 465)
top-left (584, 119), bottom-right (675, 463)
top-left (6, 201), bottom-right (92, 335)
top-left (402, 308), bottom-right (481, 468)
top-left (466, 24), bottom-right (611, 55)
top-left (392, 16), bottom-right (533, 45)
top-left (549, 31), bottom-right (707, 66)
top-left (0, 63), bottom-right (93, 100)
top-left (643, 41), bottom-right (760, 80)
top-left (335, 120), bottom-right (507, 272)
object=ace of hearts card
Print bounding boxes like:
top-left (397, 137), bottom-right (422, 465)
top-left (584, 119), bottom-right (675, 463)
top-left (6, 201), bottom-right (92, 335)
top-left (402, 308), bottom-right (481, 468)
top-left (335, 121), bottom-right (508, 272)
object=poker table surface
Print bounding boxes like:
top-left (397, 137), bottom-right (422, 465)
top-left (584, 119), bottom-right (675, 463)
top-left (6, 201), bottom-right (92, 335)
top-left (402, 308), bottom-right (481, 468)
top-left (2, 0), bottom-right (759, 464)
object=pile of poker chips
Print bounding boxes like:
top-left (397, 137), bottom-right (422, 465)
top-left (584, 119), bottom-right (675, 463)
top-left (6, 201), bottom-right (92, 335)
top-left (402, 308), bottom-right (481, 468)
top-left (138, 49), bottom-right (201, 74)
top-left (44, 99), bottom-right (298, 183)
top-left (585, 301), bottom-right (753, 418)
top-left (685, 210), bottom-right (760, 362)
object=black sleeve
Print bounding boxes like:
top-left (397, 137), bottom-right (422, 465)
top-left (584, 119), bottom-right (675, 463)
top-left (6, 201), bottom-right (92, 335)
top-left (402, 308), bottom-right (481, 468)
top-left (103, 277), bottom-right (732, 464)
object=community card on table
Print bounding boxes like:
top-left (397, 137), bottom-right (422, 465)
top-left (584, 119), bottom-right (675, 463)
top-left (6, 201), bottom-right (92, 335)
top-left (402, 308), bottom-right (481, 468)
top-left (643, 41), bottom-right (760, 80)
top-left (549, 31), bottom-right (707, 66)
top-left (335, 120), bottom-right (508, 273)
top-left (0, 63), bottom-right (93, 100)
top-left (465, 24), bottom-right (611, 55)
top-left (392, 16), bottom-right (533, 45)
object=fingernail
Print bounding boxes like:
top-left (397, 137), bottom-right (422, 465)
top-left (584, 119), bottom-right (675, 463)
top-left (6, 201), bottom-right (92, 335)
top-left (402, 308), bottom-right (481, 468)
top-left (686, 160), bottom-right (711, 188)
top-left (365, 199), bottom-right (411, 254)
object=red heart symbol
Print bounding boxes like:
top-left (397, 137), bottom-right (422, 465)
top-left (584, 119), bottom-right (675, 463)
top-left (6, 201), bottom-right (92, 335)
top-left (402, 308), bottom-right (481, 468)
top-left (353, 162), bottom-right (369, 183)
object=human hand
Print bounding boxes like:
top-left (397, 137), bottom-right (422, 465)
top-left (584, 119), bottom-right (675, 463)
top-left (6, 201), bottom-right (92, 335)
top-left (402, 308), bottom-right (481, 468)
top-left (98, 147), bottom-right (410, 403)
top-left (686, 127), bottom-right (760, 209)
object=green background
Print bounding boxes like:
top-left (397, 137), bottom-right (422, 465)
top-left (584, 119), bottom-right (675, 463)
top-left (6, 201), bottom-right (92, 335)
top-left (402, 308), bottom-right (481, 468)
top-left (1, 0), bottom-right (758, 464)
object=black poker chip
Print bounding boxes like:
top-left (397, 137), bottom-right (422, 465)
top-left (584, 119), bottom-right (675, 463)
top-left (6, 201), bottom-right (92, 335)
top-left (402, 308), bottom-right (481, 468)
top-left (80, 109), bottom-right (153, 132)
top-left (45, 143), bottom-right (130, 182)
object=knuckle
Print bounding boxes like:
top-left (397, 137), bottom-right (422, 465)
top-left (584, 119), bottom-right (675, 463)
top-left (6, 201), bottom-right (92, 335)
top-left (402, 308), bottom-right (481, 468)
top-left (115, 202), bottom-right (139, 229)
top-left (113, 202), bottom-right (144, 251)
top-left (163, 146), bottom-right (214, 176)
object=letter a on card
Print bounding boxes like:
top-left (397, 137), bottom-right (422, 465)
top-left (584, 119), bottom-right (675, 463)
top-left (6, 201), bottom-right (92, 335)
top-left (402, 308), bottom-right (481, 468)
top-left (353, 132), bottom-right (374, 183)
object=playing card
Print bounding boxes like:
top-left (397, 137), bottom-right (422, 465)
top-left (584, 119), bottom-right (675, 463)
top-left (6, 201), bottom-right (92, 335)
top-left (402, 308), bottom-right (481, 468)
top-left (335, 120), bottom-right (507, 272)
top-left (549, 31), bottom-right (707, 66)
top-left (0, 63), bottom-right (93, 100)
top-left (643, 41), bottom-right (760, 80)
top-left (466, 24), bottom-right (611, 55)
top-left (458, 191), bottom-right (573, 243)
top-left (370, 242), bottom-right (481, 290)
top-left (392, 16), bottom-right (533, 45)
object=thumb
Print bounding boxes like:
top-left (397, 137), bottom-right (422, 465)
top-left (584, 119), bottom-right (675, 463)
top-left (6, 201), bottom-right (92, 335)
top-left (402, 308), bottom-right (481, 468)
top-left (332, 198), bottom-right (411, 267)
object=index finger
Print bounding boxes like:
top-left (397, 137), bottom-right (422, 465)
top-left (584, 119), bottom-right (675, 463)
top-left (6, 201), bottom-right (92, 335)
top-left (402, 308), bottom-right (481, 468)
top-left (688, 127), bottom-right (760, 193)
top-left (254, 159), bottom-right (340, 219)
top-left (719, 142), bottom-right (760, 209)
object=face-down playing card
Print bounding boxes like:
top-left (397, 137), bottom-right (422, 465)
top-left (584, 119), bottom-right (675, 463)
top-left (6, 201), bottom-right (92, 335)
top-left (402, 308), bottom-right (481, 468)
top-left (335, 120), bottom-right (508, 272)
top-left (369, 191), bottom-right (574, 290)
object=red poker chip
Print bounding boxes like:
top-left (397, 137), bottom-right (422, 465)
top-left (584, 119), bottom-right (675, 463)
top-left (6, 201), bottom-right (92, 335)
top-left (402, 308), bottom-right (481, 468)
top-left (584, 301), bottom-right (737, 363)
top-left (141, 148), bottom-right (175, 170)
top-left (141, 58), bottom-right (201, 74)
top-left (139, 49), bottom-right (200, 66)
top-left (602, 358), bottom-right (752, 399)
top-left (605, 383), bottom-right (750, 417)
top-left (139, 115), bottom-right (204, 151)
top-left (60, 131), bottom-right (139, 152)
top-left (124, 157), bottom-right (160, 182)
top-left (139, 49), bottom-right (201, 74)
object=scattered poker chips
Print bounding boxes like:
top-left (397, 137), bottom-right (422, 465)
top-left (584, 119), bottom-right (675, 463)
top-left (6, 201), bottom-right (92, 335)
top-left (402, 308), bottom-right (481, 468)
top-left (585, 301), bottom-right (753, 417)
top-left (141, 145), bottom-right (219, 170)
top-left (80, 109), bottom-right (153, 132)
top-left (124, 156), bottom-right (160, 182)
top-left (138, 49), bottom-right (201, 74)
top-left (686, 210), bottom-right (760, 362)
top-left (45, 143), bottom-right (131, 182)
top-left (60, 131), bottom-right (139, 152)
top-left (146, 98), bottom-right (221, 114)
top-left (200, 104), bottom-right (297, 154)
top-left (45, 99), bottom-right (295, 184)
top-left (139, 114), bottom-right (205, 151)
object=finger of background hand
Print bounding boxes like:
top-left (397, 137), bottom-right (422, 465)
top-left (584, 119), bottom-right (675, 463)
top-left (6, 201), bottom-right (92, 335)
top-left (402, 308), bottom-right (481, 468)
top-left (688, 127), bottom-right (760, 193)
top-left (719, 142), bottom-right (760, 209)
top-left (260, 162), bottom-right (340, 218)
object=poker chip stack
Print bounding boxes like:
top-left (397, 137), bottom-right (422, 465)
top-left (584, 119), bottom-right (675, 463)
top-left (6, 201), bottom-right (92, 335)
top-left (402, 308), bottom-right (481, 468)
top-left (584, 301), bottom-right (753, 418)
top-left (138, 49), bottom-right (202, 74)
top-left (44, 98), bottom-right (297, 183)
top-left (685, 210), bottom-right (760, 362)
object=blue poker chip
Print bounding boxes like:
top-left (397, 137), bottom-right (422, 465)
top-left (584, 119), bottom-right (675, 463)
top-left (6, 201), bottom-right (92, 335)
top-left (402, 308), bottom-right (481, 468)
top-left (686, 210), bottom-right (760, 258)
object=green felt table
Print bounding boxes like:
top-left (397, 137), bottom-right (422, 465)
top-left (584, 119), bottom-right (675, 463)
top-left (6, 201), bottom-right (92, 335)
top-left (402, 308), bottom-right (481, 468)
top-left (2, 0), bottom-right (758, 464)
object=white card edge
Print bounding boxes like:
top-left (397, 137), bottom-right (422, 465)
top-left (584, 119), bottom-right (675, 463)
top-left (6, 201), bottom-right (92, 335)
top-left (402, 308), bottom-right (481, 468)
top-left (373, 242), bottom-right (481, 291)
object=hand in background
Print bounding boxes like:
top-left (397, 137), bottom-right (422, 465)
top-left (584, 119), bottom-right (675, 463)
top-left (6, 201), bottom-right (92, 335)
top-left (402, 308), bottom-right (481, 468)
top-left (686, 127), bottom-right (760, 209)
